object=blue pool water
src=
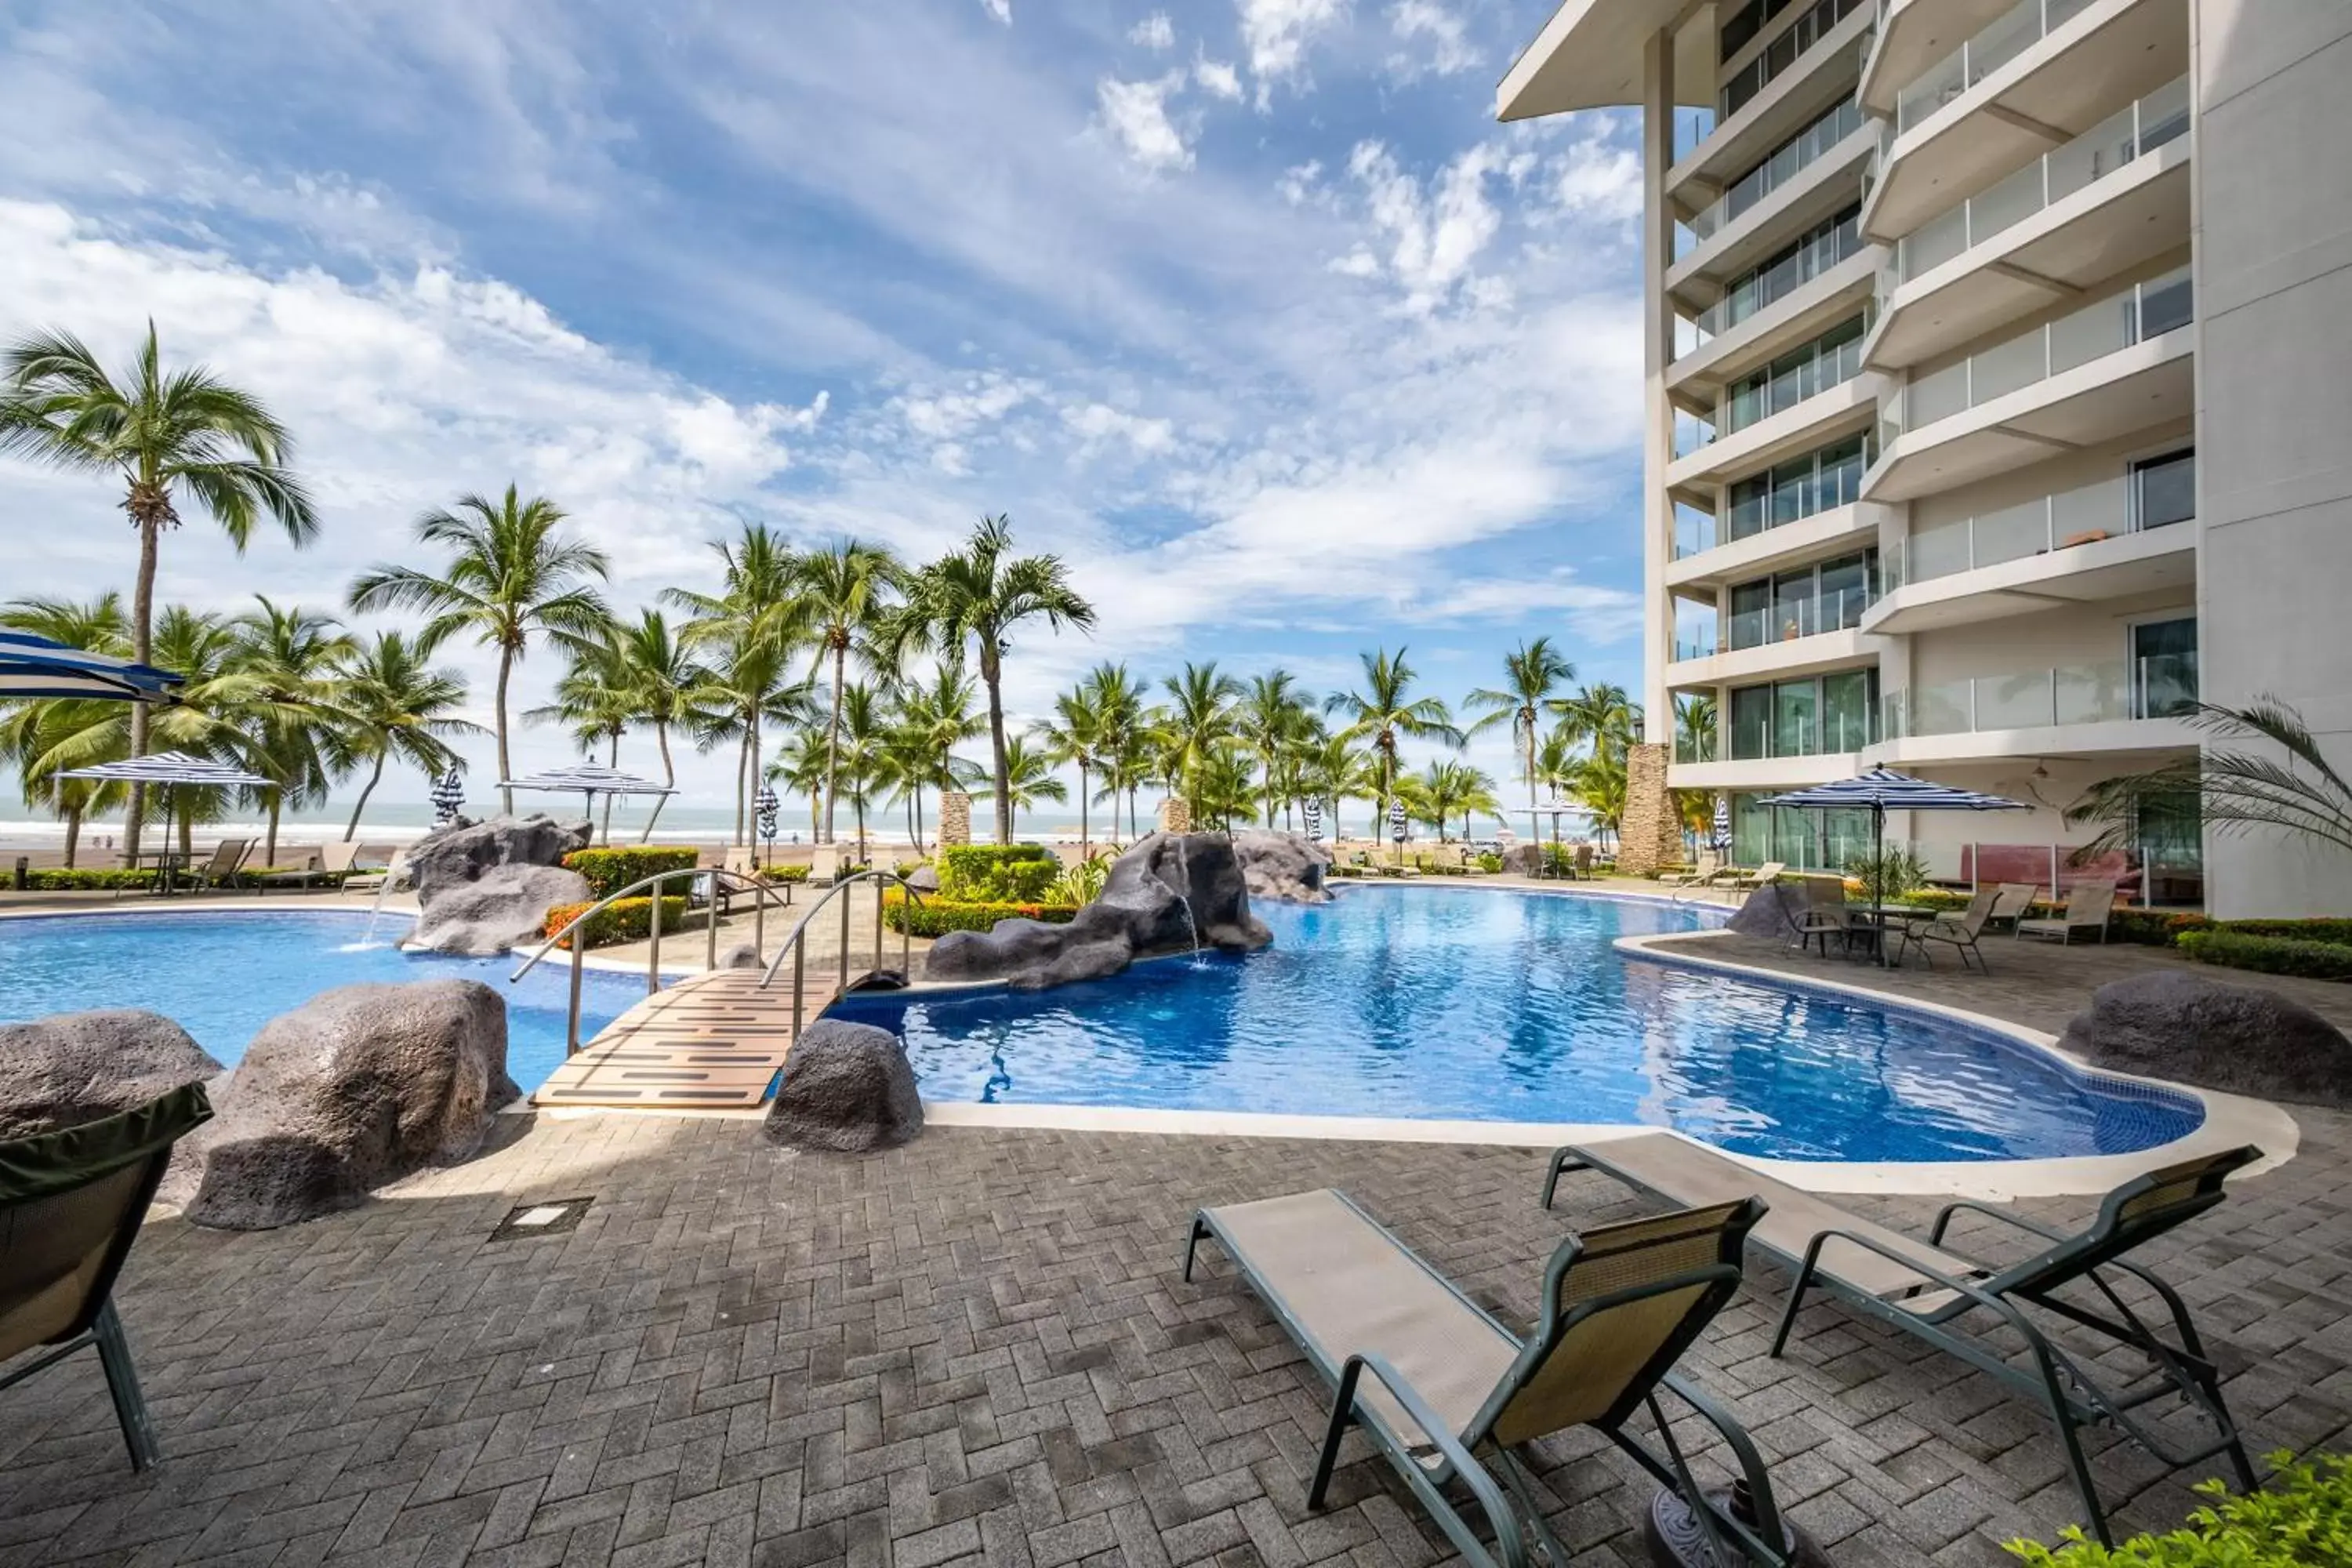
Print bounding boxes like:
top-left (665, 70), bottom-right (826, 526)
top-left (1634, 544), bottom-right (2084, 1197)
top-left (832, 885), bottom-right (2203, 1163)
top-left (0, 911), bottom-right (651, 1092)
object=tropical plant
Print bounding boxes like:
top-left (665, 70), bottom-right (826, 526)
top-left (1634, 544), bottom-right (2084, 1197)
top-left (833, 681), bottom-right (893, 862)
top-left (1674, 692), bottom-right (1719, 764)
top-left (1298, 732), bottom-right (1377, 840)
top-left (1031, 682), bottom-right (1109, 855)
top-left (895, 515), bottom-right (1095, 844)
top-left (789, 540), bottom-right (905, 844)
top-left (1415, 760), bottom-right (1500, 842)
top-left (2005, 1449), bottom-right (2350, 1568)
top-left (1565, 744), bottom-right (1628, 848)
top-left (608, 610), bottom-right (704, 841)
top-left (1323, 646), bottom-right (1464, 848)
top-left (528, 622), bottom-right (637, 837)
top-left (1082, 662), bottom-right (1152, 840)
top-left (994, 734), bottom-right (1070, 838)
top-left (891, 662), bottom-right (988, 851)
top-left (666, 523), bottom-right (802, 842)
top-left (1192, 745), bottom-right (1258, 830)
top-left (0, 594), bottom-right (132, 866)
top-left (227, 597), bottom-right (356, 866)
top-left (2, 322), bottom-right (318, 857)
top-left (1048, 853), bottom-right (1110, 907)
top-left (1159, 662), bottom-right (1243, 822)
top-left (140, 607), bottom-right (263, 855)
top-left (330, 630), bottom-right (479, 841)
top-left (1237, 670), bottom-right (1319, 830)
top-left (349, 485), bottom-right (611, 814)
top-left (1555, 681), bottom-right (1641, 762)
top-left (1466, 637), bottom-right (1576, 808)
top-left (2067, 699), bottom-right (2352, 865)
top-left (1844, 844), bottom-right (1928, 901)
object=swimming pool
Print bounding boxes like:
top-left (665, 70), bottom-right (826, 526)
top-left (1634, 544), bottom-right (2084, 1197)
top-left (831, 885), bottom-right (2203, 1163)
top-left (0, 910), bottom-right (650, 1093)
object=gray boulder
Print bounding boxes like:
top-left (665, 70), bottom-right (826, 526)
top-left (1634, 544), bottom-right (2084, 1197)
top-left (903, 864), bottom-right (941, 894)
top-left (1230, 830), bottom-right (1332, 904)
top-left (763, 1019), bottom-right (923, 1152)
top-left (1726, 881), bottom-right (1807, 940)
top-left (714, 941), bottom-right (766, 971)
top-left (181, 980), bottom-right (518, 1229)
top-left (2059, 969), bottom-right (2352, 1108)
top-left (0, 1009), bottom-right (223, 1142)
top-left (405, 862), bottom-right (592, 956)
top-left (406, 813), bottom-right (592, 902)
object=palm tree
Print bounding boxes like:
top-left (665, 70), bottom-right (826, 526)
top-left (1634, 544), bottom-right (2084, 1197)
top-left (789, 541), bottom-right (905, 844)
top-left (892, 662), bottom-right (987, 851)
top-left (1555, 681), bottom-right (1642, 762)
top-left (1674, 692), bottom-right (1719, 764)
top-left (833, 681), bottom-right (894, 863)
top-left (349, 486), bottom-right (610, 814)
top-left (1323, 646), bottom-right (1464, 854)
top-left (2067, 698), bottom-right (2352, 864)
top-left (896, 516), bottom-right (1094, 844)
top-left (608, 610), bottom-right (705, 842)
top-left (228, 597), bottom-right (355, 866)
top-left (1236, 670), bottom-right (1317, 829)
top-left (668, 524), bottom-right (804, 843)
top-left (1298, 732), bottom-right (1376, 840)
top-left (333, 630), bottom-right (480, 840)
top-left (2, 323), bottom-right (318, 858)
top-left (1568, 747), bottom-right (1629, 848)
top-left (1417, 760), bottom-right (1500, 842)
top-left (1, 594), bottom-right (132, 866)
top-left (765, 729), bottom-right (829, 843)
top-left (996, 734), bottom-right (1069, 840)
top-left (1160, 662), bottom-right (1244, 823)
top-left (1080, 662), bottom-right (1151, 840)
top-left (143, 608), bottom-right (266, 856)
top-left (1466, 637), bottom-right (1577, 808)
top-left (1193, 746), bottom-right (1257, 830)
top-left (528, 625), bottom-right (637, 839)
top-left (1031, 683), bottom-right (1109, 856)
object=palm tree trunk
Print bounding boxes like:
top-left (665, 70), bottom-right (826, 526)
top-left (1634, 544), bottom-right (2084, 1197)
top-left (493, 645), bottom-right (516, 815)
top-left (265, 796), bottom-right (282, 867)
top-left (734, 724), bottom-right (750, 845)
top-left (982, 648), bottom-right (1011, 845)
top-left (346, 752), bottom-right (388, 840)
top-left (823, 641), bottom-right (846, 844)
top-left (1078, 761), bottom-right (1090, 856)
top-left (913, 789), bottom-right (926, 855)
top-left (123, 515), bottom-right (160, 861)
top-left (601, 731), bottom-right (619, 842)
top-left (641, 723), bottom-right (673, 842)
top-left (64, 801), bottom-right (82, 869)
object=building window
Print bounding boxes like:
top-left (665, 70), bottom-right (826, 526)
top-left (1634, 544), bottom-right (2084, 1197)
top-left (1731, 792), bottom-right (1875, 871)
top-left (2132, 449), bottom-right (2195, 531)
top-left (1726, 669), bottom-right (1878, 759)
top-left (1723, 314), bottom-right (1866, 433)
top-left (1719, 0), bottom-right (1865, 118)
top-left (1717, 205), bottom-right (1861, 331)
top-left (1726, 431), bottom-right (1872, 541)
top-left (2131, 617), bottom-right (2198, 719)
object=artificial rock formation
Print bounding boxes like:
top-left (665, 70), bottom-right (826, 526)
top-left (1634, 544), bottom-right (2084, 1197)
top-left (2060, 969), bottom-right (2352, 1108)
top-left (924, 832), bottom-right (1271, 990)
top-left (762, 1019), bottom-right (924, 1152)
top-left (181, 980), bottom-right (519, 1229)
top-left (1229, 830), bottom-right (1332, 904)
top-left (938, 792), bottom-right (972, 848)
top-left (1726, 880), bottom-right (1809, 940)
top-left (401, 812), bottom-right (595, 956)
top-left (0, 1009), bottom-right (223, 1141)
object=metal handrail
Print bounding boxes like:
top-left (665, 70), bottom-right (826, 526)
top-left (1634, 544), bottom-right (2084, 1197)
top-left (510, 864), bottom-right (801, 1054)
top-left (757, 868), bottom-right (926, 1039)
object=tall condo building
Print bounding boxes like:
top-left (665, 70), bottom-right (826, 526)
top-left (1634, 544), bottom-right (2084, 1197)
top-left (1499, 0), bottom-right (2352, 916)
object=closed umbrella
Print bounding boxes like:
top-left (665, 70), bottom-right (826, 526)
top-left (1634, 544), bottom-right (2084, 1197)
top-left (1712, 793), bottom-right (1732, 856)
top-left (1759, 767), bottom-right (2027, 964)
top-left (1301, 797), bottom-right (1323, 842)
top-left (755, 785), bottom-right (779, 868)
top-left (430, 768), bottom-right (466, 826)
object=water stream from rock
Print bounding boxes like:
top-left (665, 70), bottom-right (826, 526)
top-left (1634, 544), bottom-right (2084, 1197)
top-left (1170, 837), bottom-right (1206, 967)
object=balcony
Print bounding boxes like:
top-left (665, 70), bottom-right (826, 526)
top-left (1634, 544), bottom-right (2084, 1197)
top-left (1668, 585), bottom-right (1880, 685)
top-left (1873, 653), bottom-right (2199, 763)
top-left (1673, 107), bottom-right (1874, 289)
top-left (1866, 267), bottom-right (2193, 502)
top-left (1864, 0), bottom-right (2186, 243)
top-left (1667, 500), bottom-right (1889, 590)
top-left (1682, 211), bottom-right (1866, 345)
top-left (1867, 474), bottom-right (2194, 633)
top-left (1682, 99), bottom-right (1865, 255)
top-left (1668, 368), bottom-right (1877, 492)
top-left (1669, 0), bottom-right (1874, 208)
top-left (1858, 0), bottom-right (2025, 115)
top-left (1867, 79), bottom-right (2190, 370)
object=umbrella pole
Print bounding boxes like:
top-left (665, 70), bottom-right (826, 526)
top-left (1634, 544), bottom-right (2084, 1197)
top-left (1875, 800), bottom-right (1887, 968)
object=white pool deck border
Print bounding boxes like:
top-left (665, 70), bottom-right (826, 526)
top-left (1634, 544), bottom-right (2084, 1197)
top-left (5, 886), bottom-right (2303, 1200)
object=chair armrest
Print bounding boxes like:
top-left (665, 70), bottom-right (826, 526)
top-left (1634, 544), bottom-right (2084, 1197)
top-left (1929, 1199), bottom-right (2067, 1250)
top-left (1338, 1353), bottom-right (1529, 1568)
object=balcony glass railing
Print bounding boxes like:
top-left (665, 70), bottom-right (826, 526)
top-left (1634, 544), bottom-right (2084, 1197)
top-left (1895, 0), bottom-right (2099, 135)
top-left (1882, 653), bottom-right (2198, 737)
top-left (1722, 0), bottom-right (1868, 119)
top-left (1674, 409), bottom-right (1719, 460)
top-left (1727, 583), bottom-right (1874, 650)
top-left (1673, 630), bottom-right (1721, 663)
top-left (1727, 437), bottom-right (1870, 539)
top-left (1674, 506), bottom-right (1721, 559)
top-left (1896, 266), bottom-right (2192, 434)
top-left (1686, 214), bottom-right (1865, 345)
top-left (1723, 331), bottom-right (1865, 435)
top-left (1684, 98), bottom-right (1867, 252)
top-left (1888, 470), bottom-right (2189, 586)
top-left (1896, 78), bottom-right (2188, 281)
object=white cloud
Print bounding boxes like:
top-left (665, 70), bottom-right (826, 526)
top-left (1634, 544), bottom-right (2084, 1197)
top-left (1095, 71), bottom-right (1194, 172)
top-left (1062, 401), bottom-right (1176, 455)
top-left (1342, 140), bottom-right (1507, 314)
top-left (897, 372), bottom-right (1039, 441)
top-left (1194, 57), bottom-right (1243, 100)
top-left (1327, 249), bottom-right (1379, 278)
top-left (978, 0), bottom-right (1012, 23)
top-left (1130, 13), bottom-right (1175, 49)
top-left (1388, 0), bottom-right (1479, 78)
top-left (1237, 0), bottom-right (1349, 103)
top-left (1277, 159), bottom-right (1324, 205)
top-left (1548, 136), bottom-right (1645, 223)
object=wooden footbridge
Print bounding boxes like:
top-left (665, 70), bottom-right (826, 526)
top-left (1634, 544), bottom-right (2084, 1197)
top-left (513, 868), bottom-right (914, 1112)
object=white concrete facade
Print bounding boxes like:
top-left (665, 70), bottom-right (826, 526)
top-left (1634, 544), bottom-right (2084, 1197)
top-left (1500, 0), bottom-right (2352, 914)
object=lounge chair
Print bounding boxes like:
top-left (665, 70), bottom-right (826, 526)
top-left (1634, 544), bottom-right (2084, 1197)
top-left (1733, 860), bottom-right (1785, 891)
top-left (1661, 853), bottom-right (1720, 888)
top-left (1, 1084), bottom-right (215, 1472)
top-left (257, 840), bottom-right (360, 892)
top-left (1183, 1189), bottom-right (1813, 1568)
top-left (1542, 1133), bottom-right (2263, 1548)
top-left (187, 838), bottom-right (250, 891)
top-left (2017, 879), bottom-right (2116, 944)
top-left (1900, 884), bottom-right (2000, 971)
top-left (808, 845), bottom-right (841, 887)
top-left (340, 846), bottom-right (408, 897)
top-left (1987, 880), bottom-right (2039, 933)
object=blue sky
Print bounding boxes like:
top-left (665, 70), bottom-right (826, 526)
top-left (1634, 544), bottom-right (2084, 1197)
top-left (0, 0), bottom-right (1653, 811)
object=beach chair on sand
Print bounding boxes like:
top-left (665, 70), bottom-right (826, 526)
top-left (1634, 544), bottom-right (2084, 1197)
top-left (1184, 1189), bottom-right (1815, 1568)
top-left (1542, 1134), bottom-right (2264, 1547)
top-left (1, 1085), bottom-right (214, 1472)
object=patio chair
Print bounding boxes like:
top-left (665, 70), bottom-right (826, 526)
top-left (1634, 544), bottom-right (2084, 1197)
top-left (1183, 1189), bottom-right (1811, 1568)
top-left (1541, 1133), bottom-right (2263, 1548)
top-left (2017, 879), bottom-right (2117, 944)
top-left (2, 1083), bottom-right (215, 1472)
top-left (1733, 860), bottom-right (1785, 891)
top-left (1900, 885), bottom-right (2000, 972)
top-left (1987, 881), bottom-right (2039, 933)
top-left (256, 840), bottom-right (359, 892)
top-left (187, 838), bottom-right (250, 891)
top-left (808, 845), bottom-right (841, 887)
top-left (1661, 852), bottom-right (1720, 888)
top-left (1790, 875), bottom-right (1851, 957)
top-left (340, 846), bottom-right (408, 897)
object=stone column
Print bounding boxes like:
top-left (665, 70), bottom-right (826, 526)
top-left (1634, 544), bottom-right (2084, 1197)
top-left (938, 792), bottom-right (972, 848)
top-left (1617, 743), bottom-right (1683, 877)
top-left (1156, 798), bottom-right (1191, 835)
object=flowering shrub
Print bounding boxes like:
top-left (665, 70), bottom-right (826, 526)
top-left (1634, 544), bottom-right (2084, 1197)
top-left (542, 895), bottom-right (690, 950)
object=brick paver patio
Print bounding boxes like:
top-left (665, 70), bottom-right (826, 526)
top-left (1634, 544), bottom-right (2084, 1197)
top-left (4, 953), bottom-right (2350, 1568)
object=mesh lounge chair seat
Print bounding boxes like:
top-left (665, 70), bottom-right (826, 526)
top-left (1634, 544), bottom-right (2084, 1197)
top-left (2, 1084), bottom-right (214, 1471)
top-left (2018, 880), bottom-right (2117, 944)
top-left (1542, 1132), bottom-right (2263, 1547)
top-left (1185, 1189), bottom-right (1811, 1568)
top-left (258, 840), bottom-right (361, 891)
top-left (340, 847), bottom-right (408, 896)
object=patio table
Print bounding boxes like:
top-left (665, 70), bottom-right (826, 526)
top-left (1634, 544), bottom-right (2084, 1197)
top-left (120, 848), bottom-right (187, 895)
top-left (1843, 902), bottom-right (1934, 964)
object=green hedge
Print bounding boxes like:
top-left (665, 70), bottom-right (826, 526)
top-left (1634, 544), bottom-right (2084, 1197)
top-left (561, 846), bottom-right (702, 897)
top-left (543, 895), bottom-right (691, 950)
top-left (937, 844), bottom-right (1058, 903)
top-left (2176, 928), bottom-right (2352, 982)
top-left (18, 867), bottom-right (172, 890)
top-left (2007, 1450), bottom-right (2348, 1566)
top-left (882, 891), bottom-right (1078, 937)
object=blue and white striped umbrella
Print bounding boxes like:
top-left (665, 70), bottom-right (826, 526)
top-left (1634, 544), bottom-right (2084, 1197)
top-left (755, 785), bottom-right (780, 843)
top-left (1301, 797), bottom-right (1323, 841)
top-left (500, 763), bottom-right (674, 798)
top-left (1756, 767), bottom-right (2026, 815)
top-left (0, 630), bottom-right (182, 702)
top-left (1711, 793), bottom-right (1731, 853)
top-left (1388, 797), bottom-right (1408, 844)
top-left (430, 768), bottom-right (466, 826)
top-left (56, 750), bottom-right (273, 789)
